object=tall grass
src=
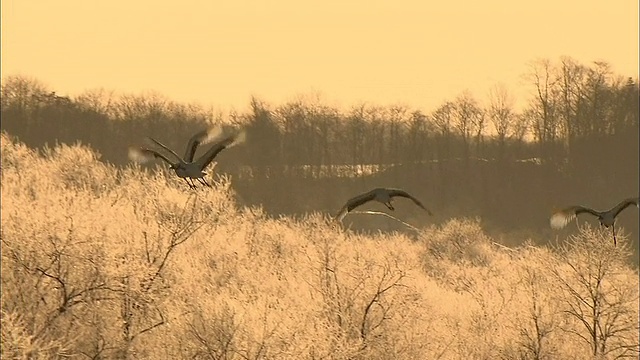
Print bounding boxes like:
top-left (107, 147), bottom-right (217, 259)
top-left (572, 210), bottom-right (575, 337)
top-left (1, 132), bottom-right (638, 359)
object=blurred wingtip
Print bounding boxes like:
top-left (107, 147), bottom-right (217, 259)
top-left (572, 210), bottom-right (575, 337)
top-left (128, 147), bottom-right (159, 164)
top-left (202, 126), bottom-right (224, 144)
top-left (227, 129), bottom-right (247, 148)
top-left (234, 130), bottom-right (247, 145)
top-left (550, 212), bottom-right (570, 229)
top-left (128, 147), bottom-right (148, 163)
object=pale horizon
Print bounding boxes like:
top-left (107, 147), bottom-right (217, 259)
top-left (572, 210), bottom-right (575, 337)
top-left (2, 0), bottom-right (638, 113)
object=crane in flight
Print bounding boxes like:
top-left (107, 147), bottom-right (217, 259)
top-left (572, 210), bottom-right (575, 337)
top-left (334, 187), bottom-right (432, 222)
top-left (550, 197), bottom-right (639, 245)
top-left (129, 127), bottom-right (245, 189)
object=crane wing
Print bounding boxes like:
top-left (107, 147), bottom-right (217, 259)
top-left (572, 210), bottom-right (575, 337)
top-left (128, 147), bottom-right (176, 166)
top-left (387, 189), bottom-right (433, 215)
top-left (610, 197), bottom-right (640, 218)
top-left (183, 127), bottom-right (223, 162)
top-left (334, 190), bottom-right (377, 221)
top-left (194, 130), bottom-right (245, 170)
top-left (146, 137), bottom-right (183, 163)
top-left (550, 205), bottom-right (599, 229)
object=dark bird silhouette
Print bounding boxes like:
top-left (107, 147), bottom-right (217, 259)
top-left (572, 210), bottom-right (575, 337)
top-left (334, 187), bottom-right (432, 222)
top-left (129, 127), bottom-right (245, 189)
top-left (550, 197), bottom-right (639, 245)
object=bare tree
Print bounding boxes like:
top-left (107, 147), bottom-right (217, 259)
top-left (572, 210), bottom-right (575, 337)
top-left (557, 56), bottom-right (586, 151)
top-left (404, 110), bottom-right (432, 175)
top-left (525, 58), bottom-right (562, 163)
top-left (306, 235), bottom-right (409, 357)
top-left (0, 75), bottom-right (52, 144)
top-left (551, 227), bottom-right (639, 359)
top-left (581, 61), bottom-right (614, 136)
top-left (514, 249), bottom-right (560, 360)
top-left (431, 101), bottom-right (455, 160)
top-left (452, 91), bottom-right (485, 160)
top-left (0, 75), bottom-right (50, 114)
top-left (75, 88), bottom-right (117, 118)
top-left (487, 83), bottom-right (517, 160)
top-left (345, 104), bottom-right (369, 170)
top-left (244, 97), bottom-right (281, 179)
top-left (385, 105), bottom-right (410, 166)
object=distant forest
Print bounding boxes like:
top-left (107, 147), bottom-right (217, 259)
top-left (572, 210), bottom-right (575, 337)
top-left (2, 56), bottom-right (638, 251)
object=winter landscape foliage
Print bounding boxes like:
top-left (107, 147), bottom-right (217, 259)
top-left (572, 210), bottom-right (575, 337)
top-left (1, 133), bottom-right (638, 359)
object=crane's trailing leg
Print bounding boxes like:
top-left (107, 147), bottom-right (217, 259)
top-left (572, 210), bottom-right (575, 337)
top-left (183, 178), bottom-right (195, 189)
top-left (612, 226), bottom-right (617, 246)
top-left (385, 202), bottom-right (395, 211)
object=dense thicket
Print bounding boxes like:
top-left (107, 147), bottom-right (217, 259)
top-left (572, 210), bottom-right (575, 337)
top-left (2, 56), bottom-right (638, 251)
top-left (2, 134), bottom-right (638, 359)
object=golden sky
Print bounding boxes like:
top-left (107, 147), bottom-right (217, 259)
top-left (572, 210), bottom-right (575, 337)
top-left (2, 0), bottom-right (638, 112)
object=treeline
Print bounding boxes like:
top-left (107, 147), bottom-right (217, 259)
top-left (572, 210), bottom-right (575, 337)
top-left (1, 56), bottom-right (638, 247)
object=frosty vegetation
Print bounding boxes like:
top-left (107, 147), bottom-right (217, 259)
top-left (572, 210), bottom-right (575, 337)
top-left (2, 57), bottom-right (639, 251)
top-left (2, 133), bottom-right (638, 359)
